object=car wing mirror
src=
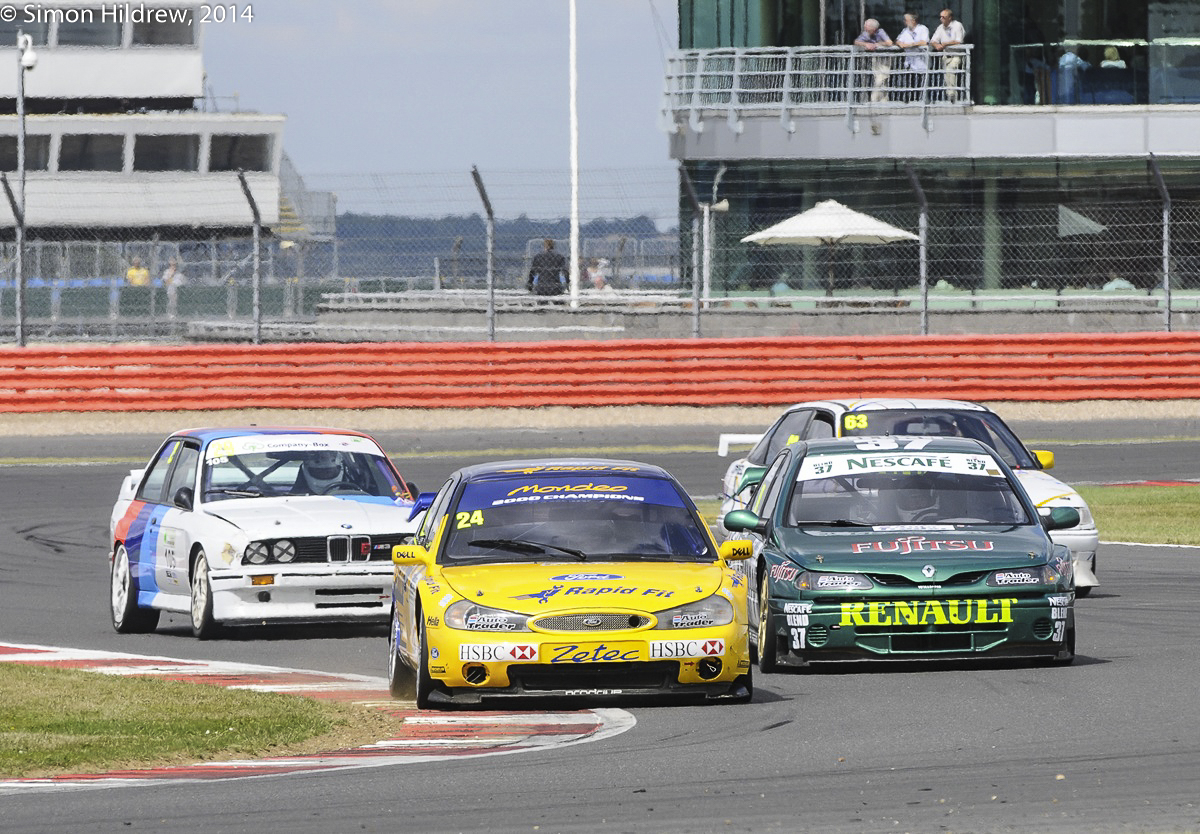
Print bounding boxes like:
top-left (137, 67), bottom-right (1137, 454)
top-left (724, 509), bottom-right (768, 535)
top-left (1032, 449), bottom-right (1055, 470)
top-left (407, 491), bottom-right (436, 522)
top-left (719, 539), bottom-right (754, 561)
top-left (173, 486), bottom-right (194, 511)
top-left (1040, 506), bottom-right (1079, 531)
top-left (393, 543), bottom-right (431, 566)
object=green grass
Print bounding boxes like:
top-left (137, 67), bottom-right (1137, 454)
top-left (0, 664), bottom-right (392, 779)
top-left (1078, 484), bottom-right (1200, 546)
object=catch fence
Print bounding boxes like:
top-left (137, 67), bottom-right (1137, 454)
top-left (2, 163), bottom-right (1199, 343)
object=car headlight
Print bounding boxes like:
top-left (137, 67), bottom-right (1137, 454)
top-left (1073, 503), bottom-right (1095, 528)
top-left (986, 564), bottom-right (1065, 587)
top-left (444, 600), bottom-right (531, 632)
top-left (243, 541), bottom-right (269, 565)
top-left (796, 571), bottom-right (874, 591)
top-left (652, 595), bottom-right (734, 629)
top-left (272, 539), bottom-right (296, 563)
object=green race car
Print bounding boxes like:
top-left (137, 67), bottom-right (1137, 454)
top-left (723, 435), bottom-right (1078, 670)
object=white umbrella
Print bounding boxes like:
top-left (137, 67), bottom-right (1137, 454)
top-left (741, 199), bottom-right (918, 294)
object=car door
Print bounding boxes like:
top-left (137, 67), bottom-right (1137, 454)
top-left (397, 478), bottom-right (456, 659)
top-left (745, 449), bottom-right (793, 630)
top-left (124, 439), bottom-right (185, 600)
top-left (154, 441), bottom-right (201, 594)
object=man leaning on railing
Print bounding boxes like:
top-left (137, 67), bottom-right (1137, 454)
top-left (854, 19), bottom-right (894, 103)
top-left (931, 8), bottom-right (966, 101)
top-left (896, 13), bottom-right (931, 103)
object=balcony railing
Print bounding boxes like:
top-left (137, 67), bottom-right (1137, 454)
top-left (664, 45), bottom-right (974, 134)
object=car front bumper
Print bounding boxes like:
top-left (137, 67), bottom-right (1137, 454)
top-left (768, 593), bottom-right (1074, 666)
top-left (424, 626), bottom-right (751, 703)
top-left (209, 566), bottom-right (394, 624)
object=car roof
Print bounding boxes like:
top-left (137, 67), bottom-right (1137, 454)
top-left (781, 398), bottom-right (992, 414)
top-left (801, 435), bottom-right (994, 455)
top-left (172, 426), bottom-right (377, 443)
top-left (457, 458), bottom-right (675, 482)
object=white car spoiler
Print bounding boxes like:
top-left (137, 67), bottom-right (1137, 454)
top-left (717, 433), bottom-right (763, 457)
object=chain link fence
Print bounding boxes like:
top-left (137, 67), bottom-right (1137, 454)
top-left (3, 162), bottom-right (1200, 343)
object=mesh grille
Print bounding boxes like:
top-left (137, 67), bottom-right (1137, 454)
top-left (534, 613), bottom-right (651, 632)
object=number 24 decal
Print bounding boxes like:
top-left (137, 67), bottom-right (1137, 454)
top-left (456, 510), bottom-right (485, 529)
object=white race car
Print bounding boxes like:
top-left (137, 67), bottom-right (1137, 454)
top-left (718, 399), bottom-right (1100, 596)
top-left (109, 427), bottom-right (424, 638)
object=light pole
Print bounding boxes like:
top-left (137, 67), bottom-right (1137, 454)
top-left (14, 31), bottom-right (36, 347)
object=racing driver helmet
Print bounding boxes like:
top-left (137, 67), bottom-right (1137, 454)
top-left (301, 450), bottom-right (344, 492)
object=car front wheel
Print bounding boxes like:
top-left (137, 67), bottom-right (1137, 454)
top-left (110, 544), bottom-right (160, 634)
top-left (757, 571), bottom-right (777, 673)
top-left (388, 606), bottom-right (409, 698)
top-left (415, 617), bottom-right (436, 709)
top-left (190, 549), bottom-right (219, 640)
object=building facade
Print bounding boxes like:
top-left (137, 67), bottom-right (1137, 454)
top-left (667, 0), bottom-right (1200, 295)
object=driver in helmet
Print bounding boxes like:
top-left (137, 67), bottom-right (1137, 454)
top-left (295, 450), bottom-right (347, 494)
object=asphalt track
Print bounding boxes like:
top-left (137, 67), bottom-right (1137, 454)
top-left (1, 412), bottom-right (1199, 833)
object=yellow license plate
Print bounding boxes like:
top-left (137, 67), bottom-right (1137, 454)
top-left (544, 641), bottom-right (643, 664)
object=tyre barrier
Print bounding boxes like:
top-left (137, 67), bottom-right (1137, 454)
top-left (2, 331), bottom-right (1198, 412)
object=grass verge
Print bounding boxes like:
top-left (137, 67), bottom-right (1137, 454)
top-left (0, 664), bottom-right (408, 779)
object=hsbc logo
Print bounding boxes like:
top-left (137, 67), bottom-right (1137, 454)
top-left (458, 643), bottom-right (538, 662)
top-left (648, 639), bottom-right (725, 659)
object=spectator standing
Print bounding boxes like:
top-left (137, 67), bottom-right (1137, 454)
top-left (854, 19), bottom-right (894, 103)
top-left (125, 257), bottom-right (150, 286)
top-left (896, 13), bottom-right (930, 101)
top-left (162, 257), bottom-right (186, 319)
top-left (527, 239), bottom-right (567, 296)
top-left (930, 8), bottom-right (967, 101)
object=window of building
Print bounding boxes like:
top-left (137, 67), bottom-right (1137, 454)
top-left (209, 134), bottom-right (272, 172)
top-left (0, 21), bottom-right (49, 45)
top-left (55, 8), bottom-right (122, 46)
top-left (0, 136), bottom-right (51, 171)
top-left (134, 134), bottom-right (199, 171)
top-left (132, 9), bottom-right (196, 45)
top-left (60, 134), bottom-right (125, 171)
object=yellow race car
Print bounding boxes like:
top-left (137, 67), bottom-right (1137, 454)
top-left (389, 459), bottom-right (753, 708)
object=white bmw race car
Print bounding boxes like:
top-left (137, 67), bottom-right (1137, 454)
top-left (718, 399), bottom-right (1100, 596)
top-left (109, 427), bottom-right (424, 638)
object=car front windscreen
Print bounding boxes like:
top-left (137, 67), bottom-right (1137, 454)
top-left (201, 434), bottom-right (407, 502)
top-left (441, 471), bottom-right (713, 564)
top-left (838, 409), bottom-right (1036, 469)
top-left (786, 448), bottom-right (1031, 527)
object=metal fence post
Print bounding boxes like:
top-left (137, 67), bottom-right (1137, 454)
top-left (680, 164), bottom-right (703, 338)
top-left (1148, 154), bottom-right (1172, 332)
top-left (906, 163), bottom-right (929, 335)
top-left (471, 166), bottom-right (496, 342)
top-left (237, 170), bottom-right (262, 345)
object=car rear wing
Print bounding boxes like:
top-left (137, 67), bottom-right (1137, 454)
top-left (717, 433), bottom-right (762, 457)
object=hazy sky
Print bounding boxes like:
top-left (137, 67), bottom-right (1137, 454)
top-left (202, 1), bottom-right (680, 219)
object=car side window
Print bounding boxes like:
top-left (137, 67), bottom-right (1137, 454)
top-left (136, 440), bottom-right (183, 505)
top-left (165, 443), bottom-right (201, 508)
top-left (417, 478), bottom-right (456, 547)
top-left (749, 410), bottom-right (813, 465)
top-left (750, 450), bottom-right (792, 518)
top-left (808, 411), bottom-right (836, 439)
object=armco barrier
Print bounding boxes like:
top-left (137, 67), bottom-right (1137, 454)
top-left (2, 332), bottom-right (1199, 412)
